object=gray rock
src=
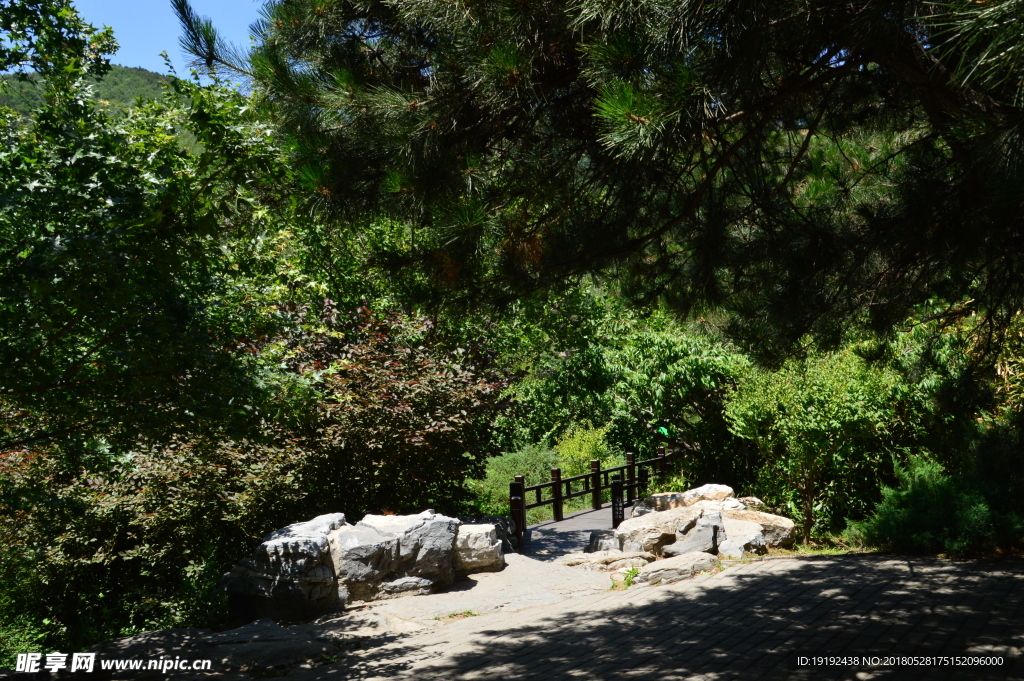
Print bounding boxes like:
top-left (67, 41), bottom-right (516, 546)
top-left (254, 513), bottom-right (347, 576)
top-left (328, 524), bottom-right (399, 602)
top-left (737, 496), bottom-right (765, 509)
top-left (630, 492), bottom-right (688, 516)
top-left (586, 529), bottom-right (620, 553)
top-left (379, 576), bottom-right (435, 597)
top-left (359, 511), bottom-right (459, 587)
top-left (222, 560), bottom-right (338, 602)
top-left (635, 551), bottom-right (720, 585)
top-left (222, 513), bottom-right (349, 622)
top-left (664, 511), bottom-right (725, 557)
top-left (716, 539), bottom-right (745, 559)
top-left (555, 550), bottom-right (655, 572)
top-left (722, 516), bottom-right (767, 555)
top-left (458, 515), bottom-right (518, 552)
top-left (226, 510), bottom-right (463, 620)
top-left (720, 509), bottom-right (796, 548)
top-left (615, 506), bottom-right (702, 555)
top-left (454, 523), bottom-right (504, 575)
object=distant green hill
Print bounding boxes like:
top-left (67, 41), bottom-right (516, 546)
top-left (0, 64), bottom-right (172, 116)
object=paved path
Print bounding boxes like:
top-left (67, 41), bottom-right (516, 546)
top-left (297, 555), bottom-right (1024, 680)
top-left (526, 504), bottom-right (629, 556)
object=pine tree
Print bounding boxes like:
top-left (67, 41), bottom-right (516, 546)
top-left (176, 0), bottom-right (1024, 359)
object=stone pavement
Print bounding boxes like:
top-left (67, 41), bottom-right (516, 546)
top-left (525, 505), bottom-right (621, 557)
top-left (294, 554), bottom-right (1024, 681)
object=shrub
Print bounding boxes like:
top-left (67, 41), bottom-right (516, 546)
top-left (469, 424), bottom-right (627, 523)
top-left (269, 304), bottom-right (506, 517)
top-left (554, 423), bottom-right (621, 477)
top-left (845, 457), bottom-right (1024, 557)
top-left (0, 435), bottom-right (305, 661)
top-left (468, 443), bottom-right (559, 518)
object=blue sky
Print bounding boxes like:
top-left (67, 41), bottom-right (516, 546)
top-left (73, 0), bottom-right (263, 75)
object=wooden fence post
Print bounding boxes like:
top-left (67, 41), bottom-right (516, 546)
top-left (637, 465), bottom-right (649, 500)
top-left (590, 459), bottom-right (602, 510)
top-left (510, 477), bottom-right (525, 553)
top-left (657, 446), bottom-right (667, 476)
top-left (551, 467), bottom-right (563, 522)
top-left (611, 474), bottom-right (625, 528)
top-left (625, 452), bottom-right (636, 504)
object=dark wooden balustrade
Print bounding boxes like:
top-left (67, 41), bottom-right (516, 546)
top-left (509, 445), bottom-right (683, 552)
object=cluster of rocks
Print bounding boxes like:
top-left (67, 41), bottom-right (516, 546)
top-left (223, 510), bottom-right (506, 622)
top-left (556, 484), bottom-right (796, 586)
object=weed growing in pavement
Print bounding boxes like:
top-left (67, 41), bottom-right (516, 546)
top-left (622, 566), bottom-right (640, 587)
top-left (433, 611), bottom-right (480, 621)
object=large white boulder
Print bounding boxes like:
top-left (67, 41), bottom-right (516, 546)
top-left (222, 513), bottom-right (350, 620)
top-left (634, 552), bottom-right (719, 585)
top-left (681, 484), bottom-right (735, 505)
top-left (615, 506), bottom-right (702, 555)
top-left (454, 523), bottom-right (504, 575)
top-left (354, 510), bottom-right (461, 598)
top-left (721, 509), bottom-right (796, 548)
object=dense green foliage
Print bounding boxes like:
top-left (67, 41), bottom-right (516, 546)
top-left (846, 457), bottom-right (1024, 557)
top-left (726, 350), bottom-right (902, 542)
top-left (2, 0), bottom-right (1024, 667)
top-left (0, 75), bottom-right (280, 451)
top-left (182, 0), bottom-right (1024, 362)
top-left (0, 65), bottom-right (170, 116)
top-left (1, 303), bottom-right (503, 655)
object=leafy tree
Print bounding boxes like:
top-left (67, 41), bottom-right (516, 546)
top-left (725, 348), bottom-right (901, 541)
top-left (470, 442), bottom-right (558, 518)
top-left (0, 0), bottom-right (114, 82)
top-left (264, 301), bottom-right (507, 517)
top-left (0, 64), bottom-right (285, 450)
top-left (176, 0), bottom-right (1024, 361)
top-left (486, 289), bottom-right (752, 483)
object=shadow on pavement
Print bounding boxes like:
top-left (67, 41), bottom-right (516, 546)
top-left (321, 554), bottom-right (1024, 680)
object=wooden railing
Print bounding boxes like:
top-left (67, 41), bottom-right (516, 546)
top-left (508, 446), bottom-right (682, 552)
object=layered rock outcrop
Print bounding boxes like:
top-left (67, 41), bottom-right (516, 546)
top-left (224, 511), bottom-right (504, 622)
top-left (634, 552), bottom-right (720, 585)
top-left (222, 514), bottom-right (349, 622)
top-left (555, 550), bottom-right (654, 572)
top-left (560, 485), bottom-right (796, 581)
top-left (626, 485), bottom-right (796, 553)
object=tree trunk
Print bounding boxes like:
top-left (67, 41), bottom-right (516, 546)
top-left (801, 471), bottom-right (815, 545)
